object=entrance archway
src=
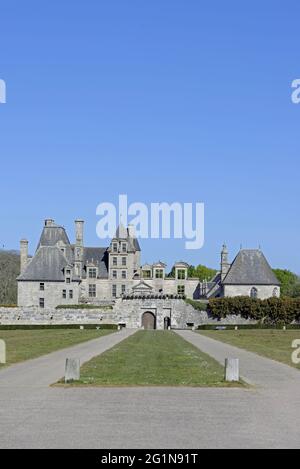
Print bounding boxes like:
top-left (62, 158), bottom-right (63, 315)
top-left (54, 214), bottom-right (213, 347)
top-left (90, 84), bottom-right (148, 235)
top-left (142, 312), bottom-right (156, 330)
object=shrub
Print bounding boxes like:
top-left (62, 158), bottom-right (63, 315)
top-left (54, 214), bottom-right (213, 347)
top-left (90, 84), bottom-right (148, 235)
top-left (208, 297), bottom-right (300, 324)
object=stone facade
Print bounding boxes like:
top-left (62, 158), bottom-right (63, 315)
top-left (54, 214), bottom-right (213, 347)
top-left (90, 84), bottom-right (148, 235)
top-left (0, 301), bottom-right (263, 329)
top-left (16, 219), bottom-right (281, 326)
top-left (223, 284), bottom-right (280, 300)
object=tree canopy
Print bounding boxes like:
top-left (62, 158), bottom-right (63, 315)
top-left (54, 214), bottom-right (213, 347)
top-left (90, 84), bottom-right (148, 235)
top-left (0, 250), bottom-right (20, 304)
top-left (272, 269), bottom-right (300, 298)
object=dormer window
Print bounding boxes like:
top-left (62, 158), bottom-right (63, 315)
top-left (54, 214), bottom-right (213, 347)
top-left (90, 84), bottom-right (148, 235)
top-left (177, 269), bottom-right (187, 280)
top-left (142, 270), bottom-right (152, 279)
top-left (66, 270), bottom-right (71, 276)
top-left (155, 269), bottom-right (164, 279)
top-left (88, 268), bottom-right (97, 279)
top-left (122, 243), bottom-right (127, 253)
top-left (113, 243), bottom-right (118, 253)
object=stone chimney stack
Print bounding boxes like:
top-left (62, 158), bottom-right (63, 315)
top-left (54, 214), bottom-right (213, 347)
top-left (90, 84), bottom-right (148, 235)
top-left (45, 219), bottom-right (55, 227)
top-left (128, 224), bottom-right (136, 238)
top-left (75, 219), bottom-right (84, 246)
top-left (221, 244), bottom-right (231, 281)
top-left (20, 239), bottom-right (29, 274)
top-left (75, 220), bottom-right (84, 277)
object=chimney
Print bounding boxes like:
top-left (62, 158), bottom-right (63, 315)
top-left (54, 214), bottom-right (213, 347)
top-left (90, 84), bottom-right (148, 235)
top-left (75, 220), bottom-right (84, 278)
top-left (221, 244), bottom-right (230, 281)
top-left (128, 224), bottom-right (136, 238)
top-left (45, 219), bottom-right (55, 227)
top-left (20, 239), bottom-right (28, 273)
top-left (75, 219), bottom-right (84, 246)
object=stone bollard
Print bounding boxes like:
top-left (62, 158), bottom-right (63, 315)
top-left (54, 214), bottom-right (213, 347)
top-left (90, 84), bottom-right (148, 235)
top-left (80, 326), bottom-right (84, 330)
top-left (0, 339), bottom-right (6, 364)
top-left (234, 326), bottom-right (238, 331)
top-left (283, 326), bottom-right (286, 331)
top-left (65, 358), bottom-right (80, 383)
top-left (225, 358), bottom-right (239, 382)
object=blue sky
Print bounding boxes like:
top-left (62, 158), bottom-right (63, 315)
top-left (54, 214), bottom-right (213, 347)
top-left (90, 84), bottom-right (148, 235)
top-left (0, 1), bottom-right (299, 273)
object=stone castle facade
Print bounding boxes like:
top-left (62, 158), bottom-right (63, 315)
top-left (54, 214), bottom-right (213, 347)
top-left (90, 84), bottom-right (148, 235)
top-left (17, 219), bottom-right (280, 312)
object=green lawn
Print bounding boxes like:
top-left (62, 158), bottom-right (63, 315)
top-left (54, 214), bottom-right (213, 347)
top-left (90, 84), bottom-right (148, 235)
top-left (0, 329), bottom-right (114, 368)
top-left (72, 330), bottom-right (243, 387)
top-left (198, 330), bottom-right (300, 369)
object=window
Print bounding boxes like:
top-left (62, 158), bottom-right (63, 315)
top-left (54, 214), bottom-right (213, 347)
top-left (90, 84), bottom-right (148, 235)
top-left (142, 270), bottom-right (151, 279)
top-left (112, 285), bottom-right (117, 298)
top-left (39, 298), bottom-right (45, 308)
top-left (155, 269), bottom-right (164, 279)
top-left (122, 243), bottom-right (127, 253)
top-left (66, 278), bottom-right (71, 284)
top-left (89, 284), bottom-right (96, 298)
top-left (39, 283), bottom-right (45, 291)
top-left (62, 290), bottom-right (67, 299)
top-left (66, 269), bottom-right (71, 275)
top-left (69, 290), bottom-right (73, 299)
top-left (273, 287), bottom-right (279, 298)
top-left (121, 285), bottom-right (126, 295)
top-left (177, 285), bottom-right (185, 295)
top-left (250, 287), bottom-right (258, 299)
top-left (112, 270), bottom-right (117, 279)
top-left (113, 243), bottom-right (118, 253)
top-left (177, 269), bottom-right (186, 280)
top-left (122, 270), bottom-right (127, 279)
top-left (89, 268), bottom-right (97, 279)
top-left (113, 257), bottom-right (118, 266)
top-left (122, 257), bottom-right (127, 266)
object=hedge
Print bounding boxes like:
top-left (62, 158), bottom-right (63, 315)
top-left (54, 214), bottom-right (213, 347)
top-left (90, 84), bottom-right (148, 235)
top-left (208, 296), bottom-right (300, 324)
top-left (0, 324), bottom-right (118, 330)
top-left (198, 324), bottom-right (300, 330)
top-left (55, 304), bottom-right (113, 310)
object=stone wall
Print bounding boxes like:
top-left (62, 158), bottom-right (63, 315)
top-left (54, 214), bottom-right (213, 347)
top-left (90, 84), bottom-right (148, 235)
top-left (223, 284), bottom-right (280, 300)
top-left (0, 299), bottom-right (257, 328)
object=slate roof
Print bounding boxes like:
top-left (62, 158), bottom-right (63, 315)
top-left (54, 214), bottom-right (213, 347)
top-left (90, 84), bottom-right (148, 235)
top-left (37, 224), bottom-right (70, 249)
top-left (82, 248), bottom-right (108, 278)
top-left (18, 246), bottom-right (70, 281)
top-left (112, 224), bottom-right (141, 252)
top-left (223, 250), bottom-right (280, 285)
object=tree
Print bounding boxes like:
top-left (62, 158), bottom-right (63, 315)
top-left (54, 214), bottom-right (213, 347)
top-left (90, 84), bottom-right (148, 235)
top-left (188, 264), bottom-right (217, 281)
top-left (272, 269), bottom-right (300, 298)
top-left (0, 250), bottom-right (20, 304)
